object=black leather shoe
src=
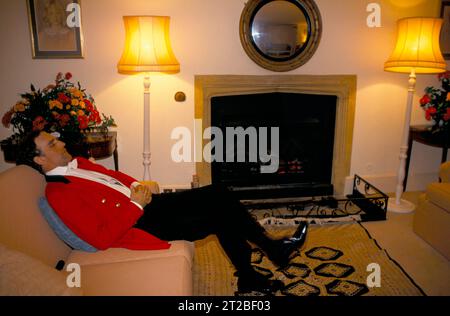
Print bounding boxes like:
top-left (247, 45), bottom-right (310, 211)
top-left (267, 221), bottom-right (308, 268)
top-left (292, 220), bottom-right (308, 240)
top-left (237, 270), bottom-right (284, 293)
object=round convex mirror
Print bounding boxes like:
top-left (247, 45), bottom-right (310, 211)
top-left (240, 0), bottom-right (322, 72)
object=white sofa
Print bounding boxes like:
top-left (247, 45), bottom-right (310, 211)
top-left (0, 165), bottom-right (194, 296)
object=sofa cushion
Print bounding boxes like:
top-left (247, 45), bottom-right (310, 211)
top-left (0, 166), bottom-right (71, 267)
top-left (38, 197), bottom-right (98, 253)
top-left (426, 183), bottom-right (450, 213)
top-left (0, 243), bottom-right (83, 296)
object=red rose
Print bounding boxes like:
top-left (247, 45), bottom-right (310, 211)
top-left (77, 115), bottom-right (89, 129)
top-left (84, 99), bottom-right (94, 112)
top-left (88, 109), bottom-right (100, 122)
top-left (59, 114), bottom-right (71, 127)
top-left (444, 108), bottom-right (450, 121)
top-left (425, 107), bottom-right (437, 121)
top-left (420, 95), bottom-right (431, 105)
top-left (32, 116), bottom-right (47, 131)
top-left (65, 72), bottom-right (72, 80)
top-left (57, 93), bottom-right (70, 104)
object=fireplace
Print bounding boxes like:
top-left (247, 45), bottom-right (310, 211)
top-left (195, 75), bottom-right (356, 197)
top-left (210, 92), bottom-right (337, 198)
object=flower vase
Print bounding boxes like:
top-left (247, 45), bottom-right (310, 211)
top-left (0, 141), bottom-right (19, 163)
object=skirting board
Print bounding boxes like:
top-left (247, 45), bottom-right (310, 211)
top-left (160, 184), bottom-right (192, 193)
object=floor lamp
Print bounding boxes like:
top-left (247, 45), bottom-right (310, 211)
top-left (117, 16), bottom-right (180, 181)
top-left (384, 17), bottom-right (447, 213)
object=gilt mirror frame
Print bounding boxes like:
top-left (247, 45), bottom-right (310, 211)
top-left (240, 0), bottom-right (322, 72)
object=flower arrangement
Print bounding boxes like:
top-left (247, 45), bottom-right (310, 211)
top-left (1, 72), bottom-right (116, 151)
top-left (419, 71), bottom-right (450, 133)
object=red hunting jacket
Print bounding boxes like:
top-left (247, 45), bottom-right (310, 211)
top-left (45, 157), bottom-right (170, 251)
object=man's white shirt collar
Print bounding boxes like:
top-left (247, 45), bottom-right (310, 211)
top-left (46, 159), bottom-right (78, 176)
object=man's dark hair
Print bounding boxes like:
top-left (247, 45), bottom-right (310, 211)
top-left (16, 130), bottom-right (44, 174)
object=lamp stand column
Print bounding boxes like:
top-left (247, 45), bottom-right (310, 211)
top-left (143, 75), bottom-right (151, 181)
top-left (388, 70), bottom-right (416, 213)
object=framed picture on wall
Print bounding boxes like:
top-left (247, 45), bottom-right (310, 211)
top-left (26, 0), bottom-right (84, 59)
top-left (441, 0), bottom-right (450, 60)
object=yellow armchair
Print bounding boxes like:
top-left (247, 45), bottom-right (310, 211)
top-left (439, 161), bottom-right (450, 183)
top-left (413, 162), bottom-right (450, 260)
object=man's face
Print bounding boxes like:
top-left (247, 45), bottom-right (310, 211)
top-left (33, 131), bottom-right (73, 171)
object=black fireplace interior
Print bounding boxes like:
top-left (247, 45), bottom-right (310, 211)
top-left (210, 92), bottom-right (337, 199)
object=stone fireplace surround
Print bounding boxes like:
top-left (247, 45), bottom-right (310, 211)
top-left (195, 75), bottom-right (356, 196)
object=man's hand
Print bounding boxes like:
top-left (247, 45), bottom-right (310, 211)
top-left (139, 181), bottom-right (160, 194)
top-left (130, 184), bottom-right (152, 208)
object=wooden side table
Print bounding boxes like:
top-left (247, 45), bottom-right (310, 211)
top-left (403, 125), bottom-right (449, 191)
top-left (86, 131), bottom-right (119, 171)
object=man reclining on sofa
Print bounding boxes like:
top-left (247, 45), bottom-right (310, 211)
top-left (16, 130), bottom-right (309, 294)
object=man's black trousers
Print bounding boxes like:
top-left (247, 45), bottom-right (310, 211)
top-left (134, 184), bottom-right (268, 272)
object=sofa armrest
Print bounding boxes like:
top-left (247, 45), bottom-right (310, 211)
top-left (66, 241), bottom-right (195, 296)
top-left (439, 162), bottom-right (450, 183)
top-left (77, 255), bottom-right (193, 296)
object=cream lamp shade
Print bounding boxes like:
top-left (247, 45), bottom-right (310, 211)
top-left (384, 17), bottom-right (446, 74)
top-left (117, 16), bottom-right (180, 74)
top-left (117, 15), bottom-right (179, 181)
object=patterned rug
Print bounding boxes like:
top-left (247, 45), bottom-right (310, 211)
top-left (192, 222), bottom-right (425, 296)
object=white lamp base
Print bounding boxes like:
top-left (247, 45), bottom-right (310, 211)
top-left (387, 197), bottom-right (415, 213)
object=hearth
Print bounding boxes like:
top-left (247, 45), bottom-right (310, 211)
top-left (211, 92), bottom-right (337, 198)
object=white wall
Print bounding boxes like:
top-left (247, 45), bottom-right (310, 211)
top-left (0, 0), bottom-right (446, 193)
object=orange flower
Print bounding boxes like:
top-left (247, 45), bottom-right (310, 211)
top-left (447, 92), bottom-right (450, 101)
top-left (69, 88), bottom-right (83, 99)
top-left (13, 102), bottom-right (25, 112)
top-left (2, 109), bottom-right (14, 128)
top-left (71, 99), bottom-right (79, 106)
top-left (49, 100), bottom-right (63, 110)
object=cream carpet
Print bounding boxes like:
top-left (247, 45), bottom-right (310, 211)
top-left (192, 222), bottom-right (425, 296)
